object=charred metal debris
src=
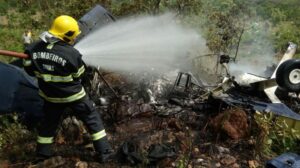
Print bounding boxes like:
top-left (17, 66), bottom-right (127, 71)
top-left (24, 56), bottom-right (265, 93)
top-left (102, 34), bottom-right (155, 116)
top-left (12, 42), bottom-right (299, 167)
top-left (40, 43), bottom-right (300, 167)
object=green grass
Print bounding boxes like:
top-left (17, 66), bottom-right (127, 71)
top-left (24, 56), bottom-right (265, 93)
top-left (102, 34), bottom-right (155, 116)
top-left (0, 27), bottom-right (25, 63)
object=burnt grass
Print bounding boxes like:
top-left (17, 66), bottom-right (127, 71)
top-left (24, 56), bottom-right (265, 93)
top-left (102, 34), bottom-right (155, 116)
top-left (1, 69), bottom-right (295, 168)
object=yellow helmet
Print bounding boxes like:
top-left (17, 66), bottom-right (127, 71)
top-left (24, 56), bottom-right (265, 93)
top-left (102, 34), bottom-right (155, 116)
top-left (49, 15), bottom-right (81, 44)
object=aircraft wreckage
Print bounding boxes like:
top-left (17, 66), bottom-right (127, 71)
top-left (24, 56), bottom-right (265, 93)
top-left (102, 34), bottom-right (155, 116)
top-left (0, 4), bottom-right (299, 168)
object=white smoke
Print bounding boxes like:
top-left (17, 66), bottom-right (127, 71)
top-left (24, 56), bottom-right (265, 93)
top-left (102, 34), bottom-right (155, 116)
top-left (229, 20), bottom-right (277, 78)
top-left (75, 13), bottom-right (204, 74)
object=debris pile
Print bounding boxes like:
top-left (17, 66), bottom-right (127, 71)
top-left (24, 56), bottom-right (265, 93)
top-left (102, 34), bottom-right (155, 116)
top-left (2, 61), bottom-right (300, 167)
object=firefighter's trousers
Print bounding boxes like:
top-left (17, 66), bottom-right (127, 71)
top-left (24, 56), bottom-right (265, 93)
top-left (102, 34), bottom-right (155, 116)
top-left (36, 95), bottom-right (111, 157)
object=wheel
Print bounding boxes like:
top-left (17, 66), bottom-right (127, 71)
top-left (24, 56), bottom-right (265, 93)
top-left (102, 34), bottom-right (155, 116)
top-left (275, 59), bottom-right (289, 88)
top-left (276, 59), bottom-right (300, 92)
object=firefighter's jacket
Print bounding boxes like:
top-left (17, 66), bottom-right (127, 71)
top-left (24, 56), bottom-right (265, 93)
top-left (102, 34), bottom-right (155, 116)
top-left (23, 40), bottom-right (86, 103)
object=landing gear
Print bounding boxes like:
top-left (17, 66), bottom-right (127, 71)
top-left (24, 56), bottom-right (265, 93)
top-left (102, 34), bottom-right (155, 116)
top-left (276, 59), bottom-right (300, 92)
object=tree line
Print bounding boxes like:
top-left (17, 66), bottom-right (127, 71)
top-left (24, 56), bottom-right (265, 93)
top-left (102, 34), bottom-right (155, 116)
top-left (0, 0), bottom-right (299, 62)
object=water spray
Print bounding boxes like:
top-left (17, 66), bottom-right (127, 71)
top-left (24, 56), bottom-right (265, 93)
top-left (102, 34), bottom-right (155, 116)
top-left (75, 13), bottom-right (204, 74)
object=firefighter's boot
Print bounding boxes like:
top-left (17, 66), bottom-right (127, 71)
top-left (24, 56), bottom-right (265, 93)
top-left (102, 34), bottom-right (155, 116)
top-left (93, 138), bottom-right (114, 163)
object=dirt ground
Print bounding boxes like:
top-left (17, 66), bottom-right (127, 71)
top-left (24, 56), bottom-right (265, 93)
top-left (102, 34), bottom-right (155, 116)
top-left (0, 70), bottom-right (273, 168)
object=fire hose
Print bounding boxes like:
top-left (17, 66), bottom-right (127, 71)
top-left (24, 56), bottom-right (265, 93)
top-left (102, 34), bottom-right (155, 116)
top-left (0, 49), bottom-right (29, 59)
top-left (0, 49), bottom-right (119, 98)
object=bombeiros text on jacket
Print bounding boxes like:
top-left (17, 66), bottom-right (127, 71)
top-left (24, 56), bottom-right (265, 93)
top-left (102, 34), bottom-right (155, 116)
top-left (32, 51), bottom-right (67, 66)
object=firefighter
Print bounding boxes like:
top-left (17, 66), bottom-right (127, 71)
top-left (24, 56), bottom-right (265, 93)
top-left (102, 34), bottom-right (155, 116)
top-left (23, 15), bottom-right (112, 162)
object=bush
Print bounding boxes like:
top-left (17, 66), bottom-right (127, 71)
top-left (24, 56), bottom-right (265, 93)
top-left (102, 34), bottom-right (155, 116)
top-left (254, 112), bottom-right (300, 157)
top-left (0, 114), bottom-right (35, 161)
top-left (272, 21), bottom-right (300, 53)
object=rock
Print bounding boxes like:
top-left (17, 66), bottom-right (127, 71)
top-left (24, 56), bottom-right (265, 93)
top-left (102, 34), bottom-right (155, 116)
top-left (248, 160), bottom-right (259, 168)
top-left (215, 162), bottom-right (221, 167)
top-left (174, 106), bottom-right (182, 112)
top-left (196, 158), bottom-right (204, 163)
top-left (232, 163), bottom-right (240, 168)
top-left (220, 154), bottom-right (237, 166)
top-left (75, 161), bottom-right (88, 168)
top-left (36, 156), bottom-right (66, 168)
top-left (248, 138), bottom-right (256, 145)
top-left (127, 106), bottom-right (136, 115)
top-left (192, 147), bottom-right (201, 157)
top-left (210, 108), bottom-right (249, 140)
top-left (58, 117), bottom-right (85, 145)
top-left (139, 103), bottom-right (153, 113)
top-left (194, 147), bottom-right (200, 153)
top-left (216, 145), bottom-right (230, 154)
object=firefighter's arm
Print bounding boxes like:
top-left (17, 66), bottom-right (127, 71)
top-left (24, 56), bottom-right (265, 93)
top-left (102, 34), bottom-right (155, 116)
top-left (72, 55), bottom-right (86, 79)
top-left (22, 51), bottom-right (35, 76)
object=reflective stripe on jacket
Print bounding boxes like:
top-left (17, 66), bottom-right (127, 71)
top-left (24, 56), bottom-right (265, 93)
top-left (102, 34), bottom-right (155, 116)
top-left (24, 40), bottom-right (86, 103)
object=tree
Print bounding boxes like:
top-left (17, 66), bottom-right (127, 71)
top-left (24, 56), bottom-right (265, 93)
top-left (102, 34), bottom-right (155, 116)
top-left (197, 0), bottom-right (252, 55)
